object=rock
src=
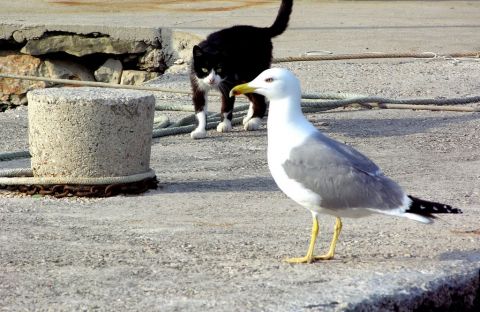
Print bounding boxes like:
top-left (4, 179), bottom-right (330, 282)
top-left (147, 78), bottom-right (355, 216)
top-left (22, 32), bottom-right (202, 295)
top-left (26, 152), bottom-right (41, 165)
top-left (94, 58), bottom-right (123, 83)
top-left (0, 51), bottom-right (47, 106)
top-left (41, 59), bottom-right (95, 82)
top-left (164, 58), bottom-right (188, 74)
top-left (8, 94), bottom-right (29, 106)
top-left (122, 54), bottom-right (138, 64)
top-left (120, 70), bottom-right (159, 86)
top-left (138, 48), bottom-right (166, 72)
top-left (21, 34), bottom-right (148, 57)
top-left (164, 63), bottom-right (189, 75)
top-left (0, 51), bottom-right (96, 106)
top-left (160, 29), bottom-right (202, 67)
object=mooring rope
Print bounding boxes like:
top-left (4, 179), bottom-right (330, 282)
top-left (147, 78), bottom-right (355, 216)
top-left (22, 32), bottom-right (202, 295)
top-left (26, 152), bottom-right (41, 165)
top-left (1, 51), bottom-right (479, 189)
top-left (2, 93), bottom-right (478, 164)
top-left (0, 151), bottom-right (30, 162)
top-left (0, 73), bottom-right (192, 95)
top-left (272, 51), bottom-right (480, 63)
top-left (0, 51), bottom-right (478, 97)
top-left (301, 95), bottom-right (480, 107)
top-left (0, 168), bottom-right (156, 185)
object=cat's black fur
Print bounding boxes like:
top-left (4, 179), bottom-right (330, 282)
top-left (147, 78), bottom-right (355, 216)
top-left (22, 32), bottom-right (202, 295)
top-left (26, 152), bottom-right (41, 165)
top-left (190, 0), bottom-right (293, 138)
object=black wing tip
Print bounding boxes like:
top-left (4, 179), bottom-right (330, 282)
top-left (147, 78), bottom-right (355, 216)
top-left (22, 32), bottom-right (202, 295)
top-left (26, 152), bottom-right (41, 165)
top-left (407, 195), bottom-right (463, 215)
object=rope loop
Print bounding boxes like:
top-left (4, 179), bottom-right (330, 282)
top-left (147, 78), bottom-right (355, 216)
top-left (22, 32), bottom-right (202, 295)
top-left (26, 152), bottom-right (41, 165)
top-left (1, 51), bottom-right (479, 191)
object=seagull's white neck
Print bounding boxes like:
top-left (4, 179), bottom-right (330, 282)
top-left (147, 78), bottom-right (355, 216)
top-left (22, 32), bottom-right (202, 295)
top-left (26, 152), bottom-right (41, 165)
top-left (267, 95), bottom-right (317, 146)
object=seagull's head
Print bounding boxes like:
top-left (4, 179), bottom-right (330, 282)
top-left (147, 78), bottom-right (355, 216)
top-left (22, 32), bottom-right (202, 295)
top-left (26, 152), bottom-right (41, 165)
top-left (229, 68), bottom-right (301, 101)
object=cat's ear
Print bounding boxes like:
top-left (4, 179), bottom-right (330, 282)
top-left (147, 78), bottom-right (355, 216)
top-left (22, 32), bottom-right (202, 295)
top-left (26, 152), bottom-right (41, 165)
top-left (193, 45), bottom-right (203, 57)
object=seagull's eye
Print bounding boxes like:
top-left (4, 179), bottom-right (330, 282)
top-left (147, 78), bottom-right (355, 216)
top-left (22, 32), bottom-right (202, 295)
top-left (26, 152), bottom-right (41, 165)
top-left (202, 68), bottom-right (209, 73)
top-left (265, 77), bottom-right (274, 83)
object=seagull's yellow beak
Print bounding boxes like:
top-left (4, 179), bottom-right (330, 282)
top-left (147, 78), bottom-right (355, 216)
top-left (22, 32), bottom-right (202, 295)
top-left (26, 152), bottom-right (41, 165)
top-left (229, 83), bottom-right (256, 98)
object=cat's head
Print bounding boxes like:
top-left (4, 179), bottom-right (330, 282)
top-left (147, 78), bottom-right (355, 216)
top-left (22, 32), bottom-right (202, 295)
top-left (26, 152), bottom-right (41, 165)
top-left (192, 45), bottom-right (227, 87)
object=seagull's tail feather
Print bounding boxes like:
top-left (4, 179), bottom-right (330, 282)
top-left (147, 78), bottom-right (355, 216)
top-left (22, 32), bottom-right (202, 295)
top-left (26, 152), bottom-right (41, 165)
top-left (267, 0), bottom-right (293, 37)
top-left (406, 195), bottom-right (462, 221)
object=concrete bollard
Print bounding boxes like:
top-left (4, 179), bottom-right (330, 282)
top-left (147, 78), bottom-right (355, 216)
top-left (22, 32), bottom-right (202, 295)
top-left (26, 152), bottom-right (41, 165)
top-left (27, 87), bottom-right (155, 178)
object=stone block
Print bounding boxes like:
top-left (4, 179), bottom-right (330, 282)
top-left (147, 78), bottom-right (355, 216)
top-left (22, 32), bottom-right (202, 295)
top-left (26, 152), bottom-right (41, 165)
top-left (120, 70), bottom-right (159, 85)
top-left (27, 87), bottom-right (155, 178)
top-left (42, 59), bottom-right (95, 81)
top-left (21, 34), bottom-right (148, 57)
top-left (138, 48), bottom-right (166, 72)
top-left (94, 58), bottom-right (123, 83)
top-left (0, 51), bottom-right (46, 105)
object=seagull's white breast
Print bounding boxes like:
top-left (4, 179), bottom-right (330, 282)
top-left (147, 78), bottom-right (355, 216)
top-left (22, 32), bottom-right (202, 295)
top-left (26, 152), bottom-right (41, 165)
top-left (267, 118), bottom-right (323, 211)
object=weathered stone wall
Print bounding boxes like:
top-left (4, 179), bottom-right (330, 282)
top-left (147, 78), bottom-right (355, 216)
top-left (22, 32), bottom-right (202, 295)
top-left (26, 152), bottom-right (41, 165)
top-left (0, 52), bottom-right (47, 106)
top-left (0, 31), bottom-right (171, 107)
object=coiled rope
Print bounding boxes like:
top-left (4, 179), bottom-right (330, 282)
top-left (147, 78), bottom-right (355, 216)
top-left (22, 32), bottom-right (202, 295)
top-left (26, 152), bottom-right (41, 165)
top-left (0, 169), bottom-right (156, 185)
top-left (1, 51), bottom-right (479, 189)
top-left (272, 51), bottom-right (480, 63)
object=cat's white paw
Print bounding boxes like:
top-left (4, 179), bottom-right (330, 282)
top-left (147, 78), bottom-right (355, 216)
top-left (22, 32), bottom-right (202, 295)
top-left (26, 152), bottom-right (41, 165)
top-left (243, 103), bottom-right (254, 125)
top-left (216, 120), bottom-right (232, 133)
top-left (242, 115), bottom-right (252, 126)
top-left (244, 117), bottom-right (262, 131)
top-left (191, 127), bottom-right (207, 139)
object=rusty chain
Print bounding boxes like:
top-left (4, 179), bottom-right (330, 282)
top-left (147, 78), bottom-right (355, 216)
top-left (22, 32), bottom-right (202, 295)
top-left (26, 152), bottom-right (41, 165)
top-left (0, 177), bottom-right (159, 198)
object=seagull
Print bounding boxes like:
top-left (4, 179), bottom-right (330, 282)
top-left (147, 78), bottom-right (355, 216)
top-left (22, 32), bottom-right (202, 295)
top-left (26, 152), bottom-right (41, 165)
top-left (230, 68), bottom-right (462, 264)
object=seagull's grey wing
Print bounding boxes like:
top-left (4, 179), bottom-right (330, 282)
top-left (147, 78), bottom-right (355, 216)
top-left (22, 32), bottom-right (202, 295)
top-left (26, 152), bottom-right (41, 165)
top-left (282, 132), bottom-right (405, 211)
top-left (327, 135), bottom-right (381, 176)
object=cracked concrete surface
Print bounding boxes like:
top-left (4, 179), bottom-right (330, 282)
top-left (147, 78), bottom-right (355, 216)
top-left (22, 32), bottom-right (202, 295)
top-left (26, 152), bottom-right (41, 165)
top-left (1, 1), bottom-right (480, 311)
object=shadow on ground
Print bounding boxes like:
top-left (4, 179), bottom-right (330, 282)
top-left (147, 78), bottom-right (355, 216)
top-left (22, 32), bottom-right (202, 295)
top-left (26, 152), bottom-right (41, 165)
top-left (158, 176), bottom-right (278, 193)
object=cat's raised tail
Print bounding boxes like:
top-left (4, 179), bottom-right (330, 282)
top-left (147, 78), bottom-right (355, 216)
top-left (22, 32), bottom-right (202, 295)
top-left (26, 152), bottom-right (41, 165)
top-left (267, 0), bottom-right (294, 37)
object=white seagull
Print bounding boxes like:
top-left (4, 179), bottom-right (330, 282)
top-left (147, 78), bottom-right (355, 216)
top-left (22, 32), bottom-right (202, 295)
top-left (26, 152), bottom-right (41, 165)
top-left (230, 68), bottom-right (461, 264)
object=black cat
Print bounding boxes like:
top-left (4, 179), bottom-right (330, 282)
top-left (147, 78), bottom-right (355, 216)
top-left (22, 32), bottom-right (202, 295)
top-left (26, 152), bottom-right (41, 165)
top-left (190, 0), bottom-right (293, 139)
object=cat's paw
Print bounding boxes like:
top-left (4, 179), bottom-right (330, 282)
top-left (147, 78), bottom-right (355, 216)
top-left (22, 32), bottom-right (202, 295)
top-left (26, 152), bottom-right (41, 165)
top-left (242, 115), bottom-right (252, 126)
top-left (216, 120), bottom-right (232, 133)
top-left (244, 117), bottom-right (262, 131)
top-left (191, 127), bottom-right (207, 139)
top-left (243, 103), bottom-right (254, 125)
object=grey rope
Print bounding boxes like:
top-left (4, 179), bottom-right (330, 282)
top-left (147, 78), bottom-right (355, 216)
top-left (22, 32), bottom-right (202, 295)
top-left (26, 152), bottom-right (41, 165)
top-left (0, 169), bottom-right (156, 185)
top-left (1, 51), bottom-right (479, 97)
top-left (0, 73), bottom-right (192, 95)
top-left (300, 94), bottom-right (480, 105)
top-left (0, 150), bottom-right (31, 161)
top-left (272, 51), bottom-right (480, 63)
top-left (153, 115), bottom-right (170, 129)
top-left (0, 168), bottom-right (32, 177)
top-left (1, 94), bottom-right (479, 163)
top-left (1, 51), bottom-right (480, 187)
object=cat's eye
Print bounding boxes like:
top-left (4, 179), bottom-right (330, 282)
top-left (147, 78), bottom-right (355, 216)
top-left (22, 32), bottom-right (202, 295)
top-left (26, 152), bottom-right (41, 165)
top-left (201, 68), bottom-right (209, 73)
top-left (265, 77), bottom-right (274, 83)
top-left (216, 67), bottom-right (222, 73)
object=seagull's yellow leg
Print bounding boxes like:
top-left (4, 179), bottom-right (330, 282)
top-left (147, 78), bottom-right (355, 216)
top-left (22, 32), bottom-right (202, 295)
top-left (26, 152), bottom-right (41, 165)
top-left (314, 217), bottom-right (342, 261)
top-left (286, 213), bottom-right (319, 264)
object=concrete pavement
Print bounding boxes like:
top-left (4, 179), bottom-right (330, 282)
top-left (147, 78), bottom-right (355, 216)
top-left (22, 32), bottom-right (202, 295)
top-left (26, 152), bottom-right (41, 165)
top-left (1, 1), bottom-right (480, 311)
top-left (2, 0), bottom-right (480, 59)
